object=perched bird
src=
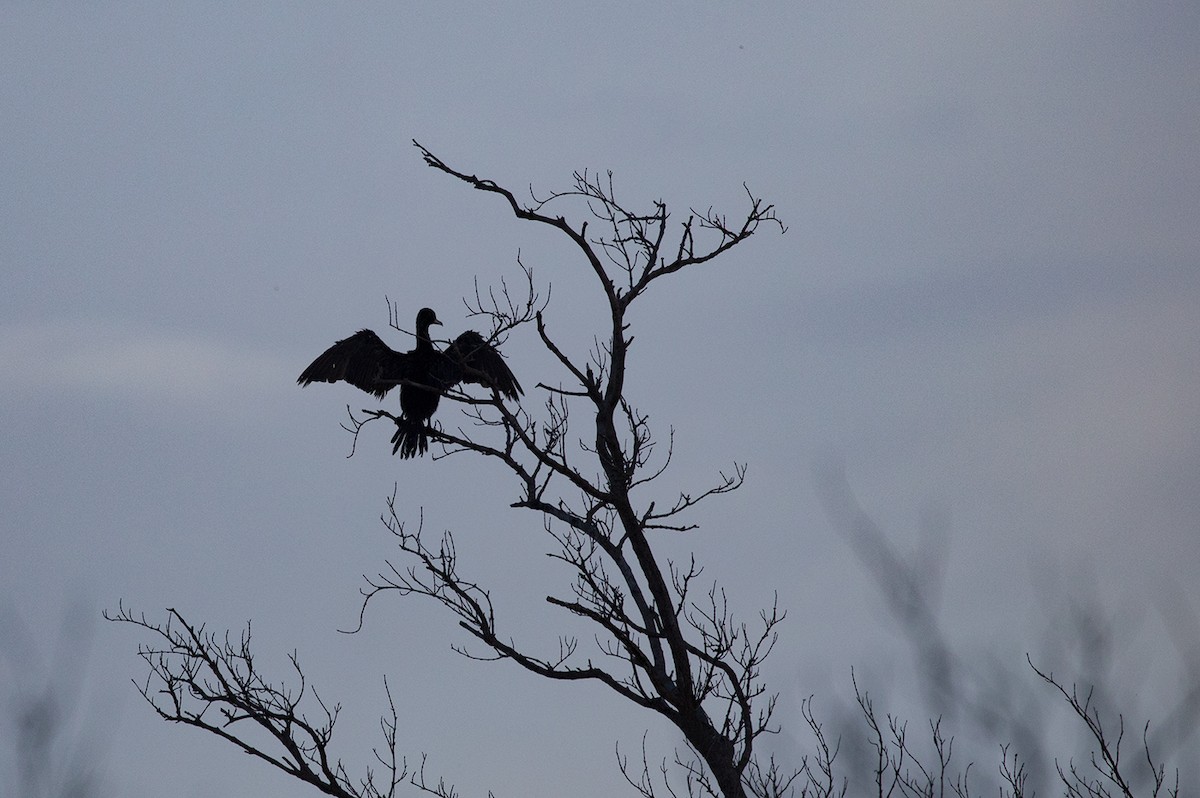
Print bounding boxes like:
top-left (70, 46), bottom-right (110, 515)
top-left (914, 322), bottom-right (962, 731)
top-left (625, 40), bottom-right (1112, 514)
top-left (298, 307), bottom-right (522, 457)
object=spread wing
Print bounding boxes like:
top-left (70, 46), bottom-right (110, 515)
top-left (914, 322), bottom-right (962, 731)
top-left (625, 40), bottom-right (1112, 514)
top-left (444, 331), bottom-right (523, 401)
top-left (297, 329), bottom-right (410, 399)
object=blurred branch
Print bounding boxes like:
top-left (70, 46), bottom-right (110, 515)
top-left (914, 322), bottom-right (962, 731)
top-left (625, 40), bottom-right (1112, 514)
top-left (1, 604), bottom-right (109, 798)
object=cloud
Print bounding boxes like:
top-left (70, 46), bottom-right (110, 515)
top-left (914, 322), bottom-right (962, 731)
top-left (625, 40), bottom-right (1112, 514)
top-left (0, 319), bottom-right (288, 410)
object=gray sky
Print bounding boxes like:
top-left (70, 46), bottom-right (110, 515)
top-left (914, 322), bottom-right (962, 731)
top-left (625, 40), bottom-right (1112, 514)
top-left (2, 3), bottom-right (1198, 795)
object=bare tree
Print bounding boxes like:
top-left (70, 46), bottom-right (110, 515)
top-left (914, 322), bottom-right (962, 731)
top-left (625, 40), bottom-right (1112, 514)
top-left (108, 142), bottom-right (792, 798)
top-left (106, 144), bottom-right (1187, 798)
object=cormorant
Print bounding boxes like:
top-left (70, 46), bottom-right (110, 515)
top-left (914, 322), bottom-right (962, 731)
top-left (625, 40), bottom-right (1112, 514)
top-left (298, 307), bottom-right (522, 457)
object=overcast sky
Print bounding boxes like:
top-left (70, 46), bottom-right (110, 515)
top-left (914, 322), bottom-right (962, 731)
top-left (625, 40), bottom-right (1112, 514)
top-left (2, 3), bottom-right (1198, 796)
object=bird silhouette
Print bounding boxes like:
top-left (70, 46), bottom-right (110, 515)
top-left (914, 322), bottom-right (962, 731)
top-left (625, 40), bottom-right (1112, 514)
top-left (298, 307), bottom-right (522, 457)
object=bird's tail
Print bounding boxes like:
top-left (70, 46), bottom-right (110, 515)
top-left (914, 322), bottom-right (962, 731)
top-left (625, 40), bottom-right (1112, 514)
top-left (390, 417), bottom-right (429, 459)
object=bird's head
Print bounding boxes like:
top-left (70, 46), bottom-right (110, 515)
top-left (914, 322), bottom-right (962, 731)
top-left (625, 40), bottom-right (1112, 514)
top-left (416, 307), bottom-right (442, 329)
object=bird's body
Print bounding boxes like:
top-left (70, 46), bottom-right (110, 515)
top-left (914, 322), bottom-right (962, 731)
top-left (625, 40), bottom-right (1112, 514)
top-left (298, 308), bottom-right (521, 457)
